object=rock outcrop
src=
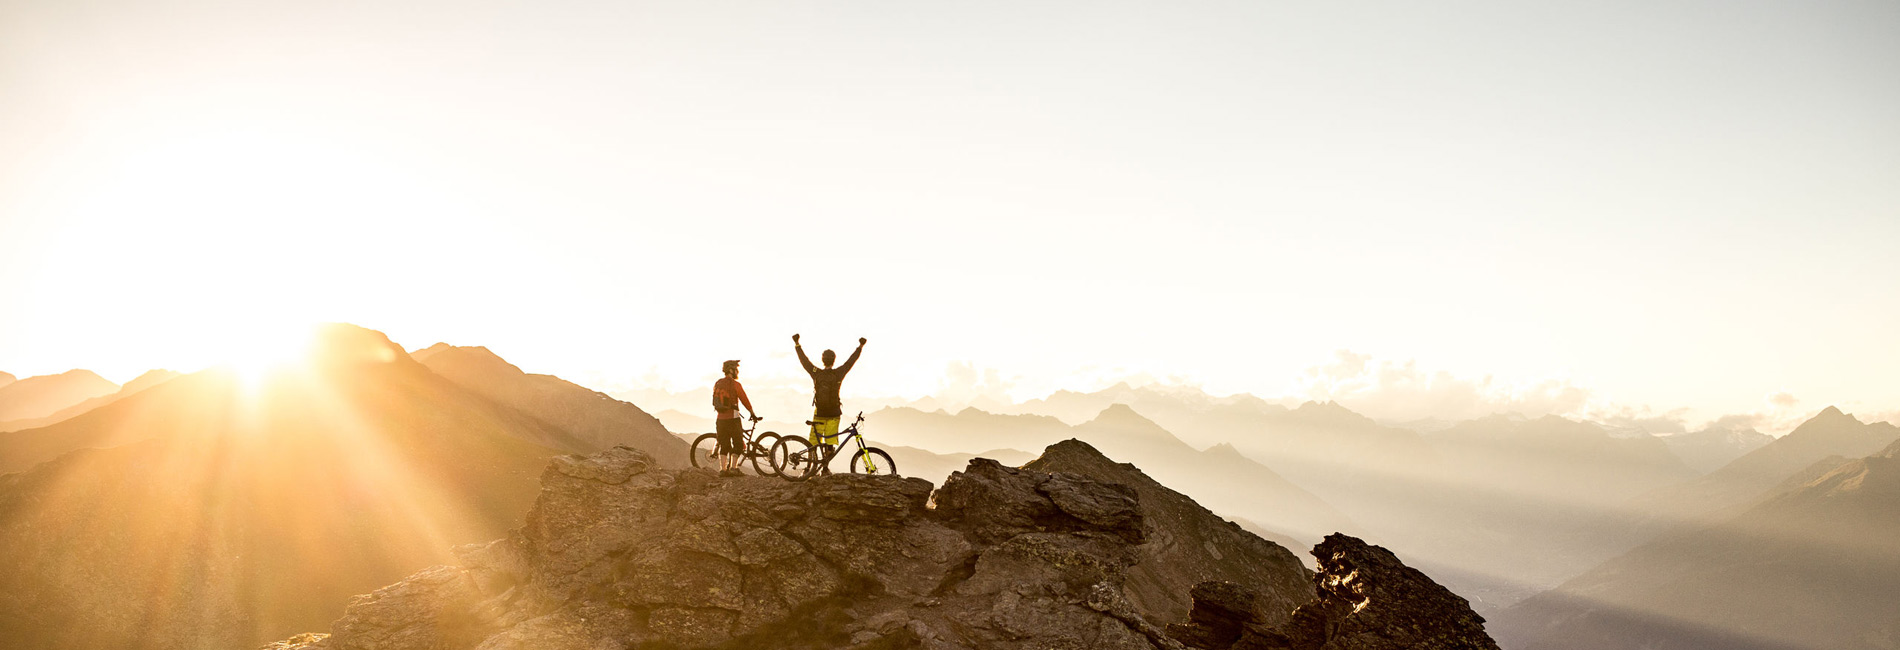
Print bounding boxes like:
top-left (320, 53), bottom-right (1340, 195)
top-left (272, 447), bottom-right (1185, 649)
top-left (270, 444), bottom-right (1504, 650)
top-left (1167, 534), bottom-right (1500, 650)
top-left (1025, 438), bottom-right (1315, 624)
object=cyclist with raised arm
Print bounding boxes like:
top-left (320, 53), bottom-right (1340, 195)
top-left (793, 334), bottom-right (864, 469)
top-left (712, 359), bottom-right (761, 477)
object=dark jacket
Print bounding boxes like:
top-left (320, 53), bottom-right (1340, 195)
top-left (797, 345), bottom-right (861, 418)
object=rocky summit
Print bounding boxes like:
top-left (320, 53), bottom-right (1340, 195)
top-left (269, 445), bottom-right (1501, 650)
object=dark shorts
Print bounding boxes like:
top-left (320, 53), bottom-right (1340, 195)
top-left (716, 418), bottom-right (745, 456)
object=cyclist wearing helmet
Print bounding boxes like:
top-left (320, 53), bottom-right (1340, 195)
top-left (793, 334), bottom-right (864, 459)
top-left (712, 359), bottom-right (760, 477)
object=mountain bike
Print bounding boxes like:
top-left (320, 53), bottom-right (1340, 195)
top-left (689, 417), bottom-right (782, 476)
top-left (767, 412), bottom-right (896, 482)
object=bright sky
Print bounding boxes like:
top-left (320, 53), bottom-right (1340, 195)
top-left (2, 1), bottom-right (1896, 428)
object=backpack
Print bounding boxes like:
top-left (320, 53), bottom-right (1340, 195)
top-left (712, 380), bottom-right (738, 412)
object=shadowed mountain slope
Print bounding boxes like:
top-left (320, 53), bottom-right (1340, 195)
top-left (1495, 435), bottom-right (1900, 650)
top-left (0, 369), bottom-right (118, 422)
top-left (410, 343), bottom-right (688, 466)
top-left (0, 369), bottom-right (180, 432)
top-left (0, 325), bottom-right (586, 650)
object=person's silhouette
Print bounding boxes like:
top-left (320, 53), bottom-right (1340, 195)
top-left (793, 334), bottom-right (864, 463)
top-left (710, 359), bottom-right (760, 476)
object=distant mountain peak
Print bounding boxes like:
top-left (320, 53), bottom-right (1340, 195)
top-left (1203, 441), bottom-right (1246, 458)
top-left (0, 368), bottom-right (122, 422)
top-left (1787, 406), bottom-right (1863, 436)
top-left (411, 342), bottom-right (525, 376)
top-left (1291, 400), bottom-right (1377, 425)
top-left (1089, 402), bottom-right (1153, 424)
top-left (306, 323), bottom-right (416, 368)
top-left (55, 368), bottom-right (111, 383)
top-left (1295, 400), bottom-right (1347, 413)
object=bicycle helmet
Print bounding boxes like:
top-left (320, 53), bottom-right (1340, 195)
top-left (722, 360), bottom-right (740, 375)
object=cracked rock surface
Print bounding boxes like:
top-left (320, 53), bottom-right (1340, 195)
top-left (271, 445), bottom-right (1499, 650)
top-left (1167, 534), bottom-right (1501, 650)
top-left (273, 446), bottom-right (1181, 650)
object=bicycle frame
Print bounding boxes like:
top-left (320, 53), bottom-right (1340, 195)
top-left (691, 417), bottom-right (782, 475)
top-left (805, 413), bottom-right (875, 470)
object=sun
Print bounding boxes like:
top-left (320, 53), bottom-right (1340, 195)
top-left (223, 321), bottom-right (321, 388)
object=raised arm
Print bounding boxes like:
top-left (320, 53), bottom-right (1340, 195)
top-left (838, 338), bottom-right (865, 375)
top-left (794, 334), bottom-right (815, 373)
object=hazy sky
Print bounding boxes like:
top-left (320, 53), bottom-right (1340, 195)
top-left (2, 0), bottom-right (1896, 427)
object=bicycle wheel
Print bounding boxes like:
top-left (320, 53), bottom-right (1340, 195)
top-left (850, 447), bottom-right (897, 477)
top-left (749, 432), bottom-right (781, 476)
top-left (689, 433), bottom-right (720, 470)
top-left (771, 436), bottom-right (815, 482)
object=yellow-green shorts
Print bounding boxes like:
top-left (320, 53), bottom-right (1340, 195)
top-left (810, 417), bottom-right (840, 447)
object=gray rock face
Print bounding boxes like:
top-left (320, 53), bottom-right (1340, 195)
top-left (1024, 439), bottom-right (1316, 624)
top-left (274, 447), bottom-right (1179, 650)
top-left (1168, 534), bottom-right (1501, 650)
top-left (272, 448), bottom-right (1499, 650)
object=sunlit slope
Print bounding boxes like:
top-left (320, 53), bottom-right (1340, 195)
top-left (410, 342), bottom-right (689, 465)
top-left (0, 369), bottom-right (119, 422)
top-left (1496, 436), bottom-right (1900, 650)
top-left (870, 404), bottom-right (1358, 546)
top-left (0, 325), bottom-right (577, 650)
top-left (0, 369), bottom-right (180, 433)
top-left (1620, 407), bottom-right (1900, 534)
top-left (0, 371), bottom-right (224, 474)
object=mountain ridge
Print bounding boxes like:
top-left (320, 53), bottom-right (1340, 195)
top-left (409, 342), bottom-right (687, 465)
top-left (263, 442), bottom-right (1502, 650)
top-left (0, 369), bottom-right (119, 422)
top-left (0, 369), bottom-right (180, 433)
top-left (0, 324), bottom-right (688, 649)
top-left (869, 403), bottom-right (1358, 546)
top-left (1495, 430), bottom-right (1900, 650)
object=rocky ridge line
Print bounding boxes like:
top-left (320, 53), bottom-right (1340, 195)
top-left (268, 444), bottom-right (1501, 650)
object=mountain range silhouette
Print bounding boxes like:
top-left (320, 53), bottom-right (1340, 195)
top-left (0, 324), bottom-right (1891, 650)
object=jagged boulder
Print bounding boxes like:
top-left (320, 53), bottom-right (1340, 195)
top-left (1169, 534), bottom-right (1500, 650)
top-left (1024, 439), bottom-right (1315, 624)
top-left (271, 447), bottom-right (1184, 650)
